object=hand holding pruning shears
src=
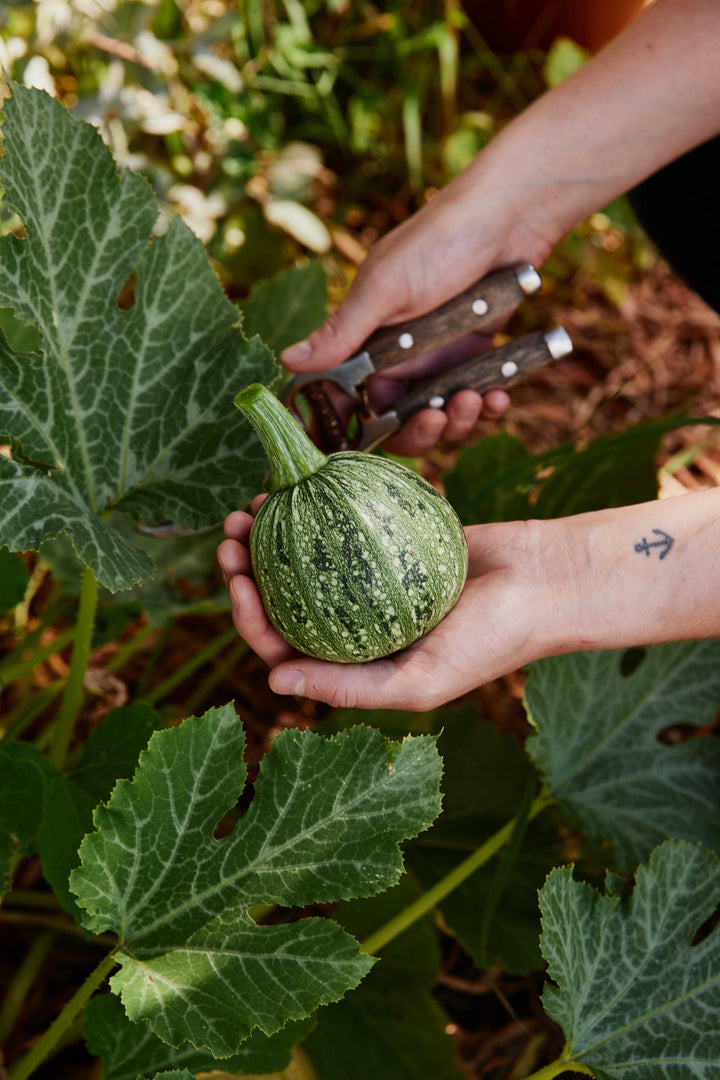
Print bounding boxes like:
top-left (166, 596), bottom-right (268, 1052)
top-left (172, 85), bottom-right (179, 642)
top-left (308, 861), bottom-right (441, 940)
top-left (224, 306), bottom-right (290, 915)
top-left (282, 264), bottom-right (572, 454)
top-left (279, 181), bottom-right (561, 457)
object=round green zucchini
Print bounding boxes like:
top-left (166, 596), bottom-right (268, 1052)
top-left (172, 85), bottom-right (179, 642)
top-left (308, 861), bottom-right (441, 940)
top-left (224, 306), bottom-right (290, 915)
top-left (234, 384), bottom-right (468, 663)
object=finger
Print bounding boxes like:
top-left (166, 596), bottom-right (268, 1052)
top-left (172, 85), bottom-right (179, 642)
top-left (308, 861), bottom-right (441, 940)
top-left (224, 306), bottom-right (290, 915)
top-left (280, 237), bottom-right (428, 374)
top-left (440, 390), bottom-right (483, 443)
top-left (223, 510), bottom-right (254, 542)
top-left (268, 652), bottom-right (439, 711)
top-left (228, 575), bottom-right (297, 668)
top-left (382, 408), bottom-right (448, 457)
top-left (217, 538), bottom-right (251, 584)
top-left (280, 277), bottom-right (387, 374)
top-left (479, 388), bottom-right (510, 419)
top-left (251, 493), bottom-right (269, 515)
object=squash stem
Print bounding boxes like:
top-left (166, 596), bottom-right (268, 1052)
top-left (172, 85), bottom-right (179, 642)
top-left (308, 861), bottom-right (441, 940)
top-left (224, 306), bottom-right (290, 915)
top-left (234, 384), bottom-right (327, 491)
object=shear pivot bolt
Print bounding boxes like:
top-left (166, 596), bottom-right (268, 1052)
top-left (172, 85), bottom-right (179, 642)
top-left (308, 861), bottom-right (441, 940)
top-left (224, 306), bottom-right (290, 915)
top-left (501, 360), bottom-right (519, 378)
top-left (472, 298), bottom-right (489, 316)
top-left (398, 332), bottom-right (414, 349)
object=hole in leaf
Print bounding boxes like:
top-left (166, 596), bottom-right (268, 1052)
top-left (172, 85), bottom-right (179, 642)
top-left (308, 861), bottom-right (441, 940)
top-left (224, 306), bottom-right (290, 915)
top-left (692, 900), bottom-right (720, 947)
top-left (619, 646), bottom-right (646, 678)
top-left (656, 722), bottom-right (698, 746)
top-left (116, 269), bottom-right (137, 310)
top-left (0, 307), bottom-right (42, 353)
top-left (212, 808), bottom-right (240, 840)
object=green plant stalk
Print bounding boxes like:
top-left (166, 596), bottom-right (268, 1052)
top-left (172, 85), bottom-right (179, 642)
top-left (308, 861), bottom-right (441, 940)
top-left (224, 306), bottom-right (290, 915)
top-left (142, 625), bottom-right (238, 707)
top-left (522, 1055), bottom-right (594, 1080)
top-left (0, 932), bottom-right (54, 1043)
top-left (7, 947), bottom-right (118, 1080)
top-left (48, 564), bottom-right (98, 771)
top-left (234, 383), bottom-right (326, 490)
top-left (361, 791), bottom-right (552, 955)
top-left (479, 773), bottom-right (538, 968)
top-left (135, 624), bottom-right (172, 697)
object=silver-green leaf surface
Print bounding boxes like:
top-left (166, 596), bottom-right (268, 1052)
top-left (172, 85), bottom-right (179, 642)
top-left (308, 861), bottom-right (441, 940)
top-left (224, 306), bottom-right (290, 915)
top-left (525, 641), bottom-right (720, 872)
top-left (540, 840), bottom-right (720, 1079)
top-left (0, 84), bottom-right (278, 590)
top-left (70, 706), bottom-right (442, 1055)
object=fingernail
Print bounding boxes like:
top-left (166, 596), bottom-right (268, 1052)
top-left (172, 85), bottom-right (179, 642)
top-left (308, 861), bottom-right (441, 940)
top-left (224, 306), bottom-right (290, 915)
top-left (281, 340), bottom-right (312, 365)
top-left (271, 668), bottom-right (305, 696)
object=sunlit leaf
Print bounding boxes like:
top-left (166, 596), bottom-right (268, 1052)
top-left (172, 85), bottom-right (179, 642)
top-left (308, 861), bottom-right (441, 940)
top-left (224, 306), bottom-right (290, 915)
top-left (71, 706), bottom-right (442, 1055)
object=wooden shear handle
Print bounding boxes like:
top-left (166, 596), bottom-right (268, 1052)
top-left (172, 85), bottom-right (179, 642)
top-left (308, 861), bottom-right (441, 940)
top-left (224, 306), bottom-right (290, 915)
top-left (362, 265), bottom-right (541, 373)
top-left (393, 328), bottom-right (572, 426)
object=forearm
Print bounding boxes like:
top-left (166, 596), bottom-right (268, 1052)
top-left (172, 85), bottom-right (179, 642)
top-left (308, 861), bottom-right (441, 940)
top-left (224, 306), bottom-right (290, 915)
top-left (537, 488), bottom-right (720, 658)
top-left (461, 0), bottom-right (720, 254)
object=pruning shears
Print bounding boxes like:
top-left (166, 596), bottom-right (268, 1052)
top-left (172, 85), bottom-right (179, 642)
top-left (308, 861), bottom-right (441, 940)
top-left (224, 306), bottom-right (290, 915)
top-left (283, 264), bottom-right (572, 452)
top-left (138, 265), bottom-right (572, 538)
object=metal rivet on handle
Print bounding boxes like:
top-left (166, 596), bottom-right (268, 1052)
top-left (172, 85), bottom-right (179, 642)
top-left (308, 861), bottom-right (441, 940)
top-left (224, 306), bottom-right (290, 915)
top-left (501, 360), bottom-right (519, 378)
top-left (428, 395), bottom-right (445, 409)
top-left (472, 298), bottom-right (489, 316)
top-left (398, 332), bottom-right (414, 349)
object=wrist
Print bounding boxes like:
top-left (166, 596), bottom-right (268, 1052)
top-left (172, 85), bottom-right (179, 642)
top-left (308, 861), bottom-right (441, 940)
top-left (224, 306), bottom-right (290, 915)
top-left (527, 491), bottom-right (720, 662)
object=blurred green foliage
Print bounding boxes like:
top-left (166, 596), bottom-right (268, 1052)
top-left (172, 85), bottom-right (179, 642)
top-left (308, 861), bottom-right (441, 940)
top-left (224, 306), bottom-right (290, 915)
top-left (0, 0), bottom-right (652, 311)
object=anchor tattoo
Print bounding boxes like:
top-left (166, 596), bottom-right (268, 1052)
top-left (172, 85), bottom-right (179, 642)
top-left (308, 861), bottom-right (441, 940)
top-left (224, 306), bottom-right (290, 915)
top-left (634, 528), bottom-right (674, 560)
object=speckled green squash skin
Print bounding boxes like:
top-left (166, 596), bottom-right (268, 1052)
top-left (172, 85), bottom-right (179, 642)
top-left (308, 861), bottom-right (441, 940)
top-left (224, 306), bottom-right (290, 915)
top-left (249, 452), bottom-right (468, 663)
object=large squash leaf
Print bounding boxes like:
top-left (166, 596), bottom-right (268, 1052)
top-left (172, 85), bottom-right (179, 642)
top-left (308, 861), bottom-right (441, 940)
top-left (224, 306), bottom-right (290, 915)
top-left (70, 706), bottom-right (442, 1056)
top-left (444, 418), bottom-right (720, 526)
top-left (0, 84), bottom-right (279, 591)
top-left (539, 840), bottom-right (720, 1079)
top-left (525, 641), bottom-right (720, 873)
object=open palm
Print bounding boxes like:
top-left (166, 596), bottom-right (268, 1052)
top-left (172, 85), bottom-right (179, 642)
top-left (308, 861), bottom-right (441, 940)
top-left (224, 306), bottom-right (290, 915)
top-left (218, 507), bottom-right (546, 711)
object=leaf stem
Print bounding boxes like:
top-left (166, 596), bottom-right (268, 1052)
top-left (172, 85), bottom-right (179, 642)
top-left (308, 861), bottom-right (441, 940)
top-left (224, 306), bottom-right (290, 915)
top-left (48, 564), bottom-right (98, 771)
top-left (182, 638), bottom-right (249, 716)
top-left (106, 621), bottom-right (156, 674)
top-left (0, 684), bottom-right (64, 745)
top-left (520, 1058), bottom-right (594, 1079)
top-left (6, 947), bottom-right (118, 1080)
top-left (361, 792), bottom-right (552, 955)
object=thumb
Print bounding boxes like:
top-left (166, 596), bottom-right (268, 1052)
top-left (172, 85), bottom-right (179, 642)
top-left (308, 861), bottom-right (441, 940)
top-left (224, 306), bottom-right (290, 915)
top-left (280, 303), bottom-right (373, 374)
top-left (267, 655), bottom-right (429, 711)
top-left (280, 267), bottom-right (399, 373)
